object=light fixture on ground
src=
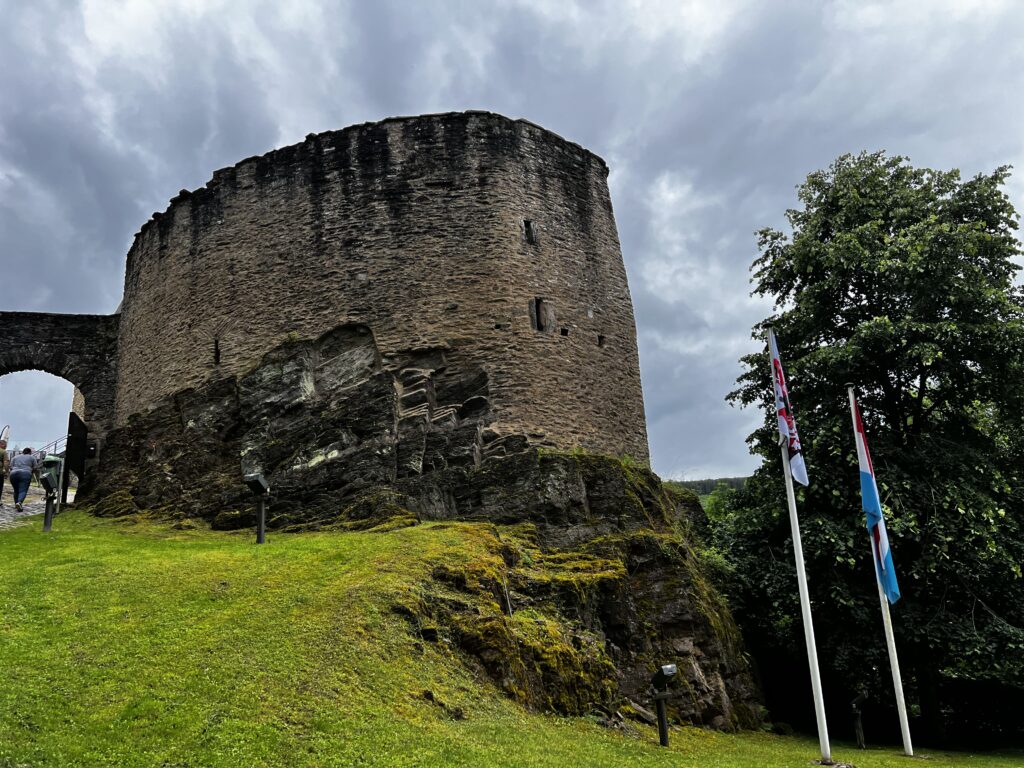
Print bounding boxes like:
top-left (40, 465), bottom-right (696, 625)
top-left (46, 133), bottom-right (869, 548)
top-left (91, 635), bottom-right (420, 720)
top-left (244, 472), bottom-right (270, 544)
top-left (39, 473), bottom-right (59, 533)
top-left (651, 663), bottom-right (677, 747)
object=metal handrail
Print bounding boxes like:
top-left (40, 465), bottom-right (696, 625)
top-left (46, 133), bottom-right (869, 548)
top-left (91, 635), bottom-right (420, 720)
top-left (32, 434), bottom-right (68, 460)
top-left (2, 433), bottom-right (68, 466)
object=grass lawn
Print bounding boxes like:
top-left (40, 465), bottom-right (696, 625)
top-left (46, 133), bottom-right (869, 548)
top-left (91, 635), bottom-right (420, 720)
top-left (0, 511), bottom-right (1019, 767)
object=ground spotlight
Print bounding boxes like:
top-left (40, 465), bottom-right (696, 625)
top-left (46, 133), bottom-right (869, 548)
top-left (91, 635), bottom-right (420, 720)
top-left (244, 473), bottom-right (270, 497)
top-left (651, 663), bottom-right (677, 747)
top-left (244, 472), bottom-right (270, 544)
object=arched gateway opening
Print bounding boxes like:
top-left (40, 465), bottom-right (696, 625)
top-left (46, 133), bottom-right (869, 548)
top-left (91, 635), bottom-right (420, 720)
top-left (0, 371), bottom-right (76, 449)
top-left (0, 371), bottom-right (79, 502)
top-left (0, 312), bottom-right (120, 496)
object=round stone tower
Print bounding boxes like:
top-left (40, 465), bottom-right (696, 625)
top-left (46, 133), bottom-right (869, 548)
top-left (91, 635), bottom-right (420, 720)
top-left (0, 113), bottom-right (764, 729)
top-left (114, 111), bottom-right (647, 462)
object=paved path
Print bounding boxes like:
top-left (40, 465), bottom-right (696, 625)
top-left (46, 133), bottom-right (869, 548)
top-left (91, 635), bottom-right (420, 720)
top-left (0, 486), bottom-right (48, 531)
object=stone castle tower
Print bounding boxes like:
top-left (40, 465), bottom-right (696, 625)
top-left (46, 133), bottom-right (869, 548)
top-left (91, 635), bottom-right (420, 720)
top-left (0, 116), bottom-right (766, 729)
top-left (0, 112), bottom-right (648, 520)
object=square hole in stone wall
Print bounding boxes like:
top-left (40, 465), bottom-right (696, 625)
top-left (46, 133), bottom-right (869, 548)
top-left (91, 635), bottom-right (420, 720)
top-left (560, 327), bottom-right (569, 337)
top-left (524, 219), bottom-right (537, 245)
top-left (530, 297), bottom-right (554, 332)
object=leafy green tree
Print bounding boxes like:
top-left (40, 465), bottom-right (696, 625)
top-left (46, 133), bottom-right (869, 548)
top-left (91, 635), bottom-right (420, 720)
top-left (717, 152), bottom-right (1024, 745)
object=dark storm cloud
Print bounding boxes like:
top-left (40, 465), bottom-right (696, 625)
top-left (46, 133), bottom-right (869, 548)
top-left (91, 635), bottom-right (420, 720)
top-left (2, 4), bottom-right (140, 313)
top-left (2, 0), bottom-right (1023, 475)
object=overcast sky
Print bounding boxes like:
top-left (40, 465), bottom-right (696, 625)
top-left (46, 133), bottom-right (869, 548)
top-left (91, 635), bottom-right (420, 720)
top-left (2, 0), bottom-right (1023, 476)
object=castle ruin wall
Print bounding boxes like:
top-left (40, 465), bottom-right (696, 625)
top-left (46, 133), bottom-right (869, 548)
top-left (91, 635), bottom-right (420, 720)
top-left (115, 112), bottom-right (648, 463)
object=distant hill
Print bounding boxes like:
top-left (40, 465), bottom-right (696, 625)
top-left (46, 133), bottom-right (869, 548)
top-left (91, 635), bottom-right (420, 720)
top-left (668, 477), bottom-right (748, 496)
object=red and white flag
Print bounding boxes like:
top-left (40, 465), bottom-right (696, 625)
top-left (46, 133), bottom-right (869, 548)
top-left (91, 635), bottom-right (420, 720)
top-left (768, 328), bottom-right (809, 486)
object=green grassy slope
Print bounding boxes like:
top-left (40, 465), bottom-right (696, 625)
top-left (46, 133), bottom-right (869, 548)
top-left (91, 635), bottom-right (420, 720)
top-left (0, 512), bottom-right (1018, 767)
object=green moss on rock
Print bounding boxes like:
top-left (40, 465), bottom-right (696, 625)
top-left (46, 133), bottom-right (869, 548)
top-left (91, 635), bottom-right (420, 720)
top-left (89, 489), bottom-right (140, 518)
top-left (82, 441), bottom-right (761, 729)
top-left (211, 508), bottom-right (255, 531)
top-left (454, 610), bottom-right (618, 715)
top-left (334, 489), bottom-right (421, 532)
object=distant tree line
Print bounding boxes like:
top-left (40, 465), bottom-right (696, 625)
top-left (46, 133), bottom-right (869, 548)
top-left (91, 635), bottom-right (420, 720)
top-left (670, 477), bottom-right (748, 495)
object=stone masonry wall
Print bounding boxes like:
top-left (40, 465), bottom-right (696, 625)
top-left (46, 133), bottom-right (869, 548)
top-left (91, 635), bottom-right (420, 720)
top-left (114, 112), bottom-right (648, 463)
top-left (71, 387), bottom-right (86, 420)
top-left (0, 311), bottom-right (119, 489)
top-left (0, 311), bottom-right (119, 439)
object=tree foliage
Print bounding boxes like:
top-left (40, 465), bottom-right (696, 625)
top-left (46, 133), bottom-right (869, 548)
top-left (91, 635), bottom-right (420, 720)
top-left (716, 152), bottom-right (1024, 745)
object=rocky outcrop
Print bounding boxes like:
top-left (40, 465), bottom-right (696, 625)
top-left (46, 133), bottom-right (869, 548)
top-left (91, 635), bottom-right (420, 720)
top-left (403, 503), bottom-right (763, 728)
top-left (84, 323), bottom-right (762, 728)
top-left (91, 323), bottom-right (492, 522)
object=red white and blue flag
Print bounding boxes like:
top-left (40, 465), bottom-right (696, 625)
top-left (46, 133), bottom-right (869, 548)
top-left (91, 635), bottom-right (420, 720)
top-left (768, 328), bottom-right (809, 486)
top-left (850, 392), bottom-right (901, 604)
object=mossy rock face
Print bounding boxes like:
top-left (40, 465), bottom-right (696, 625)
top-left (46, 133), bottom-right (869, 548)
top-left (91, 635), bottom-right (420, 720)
top-left (87, 443), bottom-right (763, 728)
top-left (211, 508), bottom-right (255, 531)
top-left (397, 487), bottom-right (762, 728)
top-left (334, 489), bottom-right (420, 532)
top-left (454, 613), bottom-right (618, 714)
top-left (89, 489), bottom-right (139, 518)
top-left (80, 329), bottom-right (761, 729)
top-left (83, 327), bottom-right (700, 542)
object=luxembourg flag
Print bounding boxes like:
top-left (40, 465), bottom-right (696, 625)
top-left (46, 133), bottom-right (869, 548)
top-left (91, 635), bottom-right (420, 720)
top-left (850, 392), bottom-right (901, 604)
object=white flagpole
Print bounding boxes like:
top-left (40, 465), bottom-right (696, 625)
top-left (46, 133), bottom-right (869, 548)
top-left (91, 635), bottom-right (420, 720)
top-left (868, 535), bottom-right (914, 756)
top-left (769, 328), bottom-right (831, 762)
top-left (847, 386), bottom-right (913, 757)
top-left (780, 444), bottom-right (832, 764)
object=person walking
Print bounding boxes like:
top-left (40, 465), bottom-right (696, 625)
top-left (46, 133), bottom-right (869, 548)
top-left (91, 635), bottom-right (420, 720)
top-left (9, 447), bottom-right (39, 513)
top-left (0, 440), bottom-right (9, 507)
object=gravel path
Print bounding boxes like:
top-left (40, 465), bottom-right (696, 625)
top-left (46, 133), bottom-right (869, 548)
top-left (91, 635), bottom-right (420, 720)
top-left (0, 486), bottom-right (52, 531)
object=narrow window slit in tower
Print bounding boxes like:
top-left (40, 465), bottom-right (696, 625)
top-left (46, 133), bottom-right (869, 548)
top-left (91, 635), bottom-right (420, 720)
top-left (524, 219), bottom-right (537, 245)
top-left (531, 297), bottom-right (553, 332)
top-left (597, 334), bottom-right (606, 347)
top-left (214, 338), bottom-right (221, 365)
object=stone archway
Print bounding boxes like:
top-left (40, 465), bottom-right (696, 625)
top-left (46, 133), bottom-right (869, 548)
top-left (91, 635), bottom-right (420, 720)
top-left (0, 312), bottom-right (120, 488)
